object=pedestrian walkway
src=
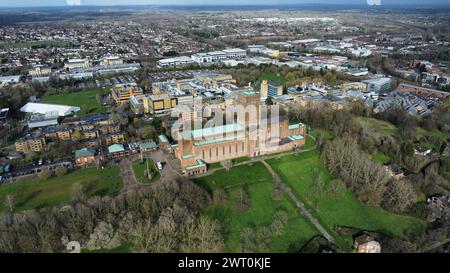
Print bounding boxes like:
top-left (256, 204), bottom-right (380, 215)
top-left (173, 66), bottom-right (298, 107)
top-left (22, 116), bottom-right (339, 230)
top-left (260, 159), bottom-right (335, 243)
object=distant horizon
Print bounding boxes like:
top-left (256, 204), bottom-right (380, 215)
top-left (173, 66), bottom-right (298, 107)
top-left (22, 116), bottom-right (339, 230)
top-left (2, 3), bottom-right (450, 9)
top-left (1, 0), bottom-right (450, 8)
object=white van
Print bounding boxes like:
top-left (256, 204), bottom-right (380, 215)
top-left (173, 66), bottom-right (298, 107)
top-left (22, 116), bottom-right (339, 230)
top-left (156, 162), bottom-right (163, 170)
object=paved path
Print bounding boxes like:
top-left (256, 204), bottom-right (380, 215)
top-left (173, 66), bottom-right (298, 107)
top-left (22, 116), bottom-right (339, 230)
top-left (193, 147), bottom-right (316, 178)
top-left (119, 157), bottom-right (139, 193)
top-left (260, 159), bottom-right (335, 243)
top-left (118, 150), bottom-right (181, 194)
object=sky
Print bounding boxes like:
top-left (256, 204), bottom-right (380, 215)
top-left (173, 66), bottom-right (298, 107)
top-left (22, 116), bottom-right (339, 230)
top-left (0, 0), bottom-right (448, 7)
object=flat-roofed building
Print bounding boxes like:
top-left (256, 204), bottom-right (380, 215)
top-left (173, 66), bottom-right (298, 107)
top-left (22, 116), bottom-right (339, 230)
top-left (100, 56), bottom-right (123, 67)
top-left (111, 84), bottom-right (144, 105)
top-left (363, 77), bottom-right (391, 93)
top-left (20, 103), bottom-right (80, 117)
top-left (222, 48), bottom-right (247, 59)
top-left (129, 94), bottom-right (146, 114)
top-left (27, 112), bottom-right (59, 129)
top-left (144, 93), bottom-right (178, 114)
top-left (64, 58), bottom-right (92, 70)
top-left (195, 72), bottom-right (234, 87)
top-left (29, 65), bottom-right (52, 76)
top-left (191, 49), bottom-right (245, 65)
top-left (157, 56), bottom-right (195, 68)
top-left (260, 80), bottom-right (283, 99)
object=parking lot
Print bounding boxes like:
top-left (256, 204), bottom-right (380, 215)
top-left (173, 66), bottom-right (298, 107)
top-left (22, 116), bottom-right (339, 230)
top-left (0, 160), bottom-right (74, 184)
top-left (148, 70), bottom-right (194, 82)
top-left (74, 75), bottom-right (139, 90)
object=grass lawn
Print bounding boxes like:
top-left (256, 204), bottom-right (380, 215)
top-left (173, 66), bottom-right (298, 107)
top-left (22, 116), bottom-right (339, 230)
top-left (415, 127), bottom-right (450, 139)
top-left (194, 162), bottom-right (319, 252)
top-left (302, 135), bottom-right (317, 150)
top-left (42, 88), bottom-right (107, 115)
top-left (82, 243), bottom-right (132, 253)
top-left (355, 117), bottom-right (398, 137)
top-left (0, 166), bottom-right (123, 212)
top-left (420, 142), bottom-right (440, 152)
top-left (231, 156), bottom-right (251, 164)
top-left (0, 40), bottom-right (68, 49)
top-left (310, 129), bottom-right (334, 140)
top-left (208, 162), bottom-right (223, 170)
top-left (267, 150), bottom-right (425, 250)
top-left (259, 72), bottom-right (286, 85)
top-left (132, 158), bottom-right (161, 184)
top-left (372, 151), bottom-right (391, 164)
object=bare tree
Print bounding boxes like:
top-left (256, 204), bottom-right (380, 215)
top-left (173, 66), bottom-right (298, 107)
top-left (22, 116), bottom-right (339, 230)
top-left (212, 188), bottom-right (227, 205)
top-left (234, 187), bottom-right (250, 212)
top-left (55, 166), bottom-right (68, 177)
top-left (4, 194), bottom-right (15, 213)
top-left (382, 179), bottom-right (417, 214)
top-left (180, 216), bottom-right (223, 253)
top-left (221, 160), bottom-right (233, 171)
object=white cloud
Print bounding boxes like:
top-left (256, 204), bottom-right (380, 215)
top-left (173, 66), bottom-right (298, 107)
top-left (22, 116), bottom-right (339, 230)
top-left (367, 0), bottom-right (382, 5)
top-left (67, 0), bottom-right (82, 5)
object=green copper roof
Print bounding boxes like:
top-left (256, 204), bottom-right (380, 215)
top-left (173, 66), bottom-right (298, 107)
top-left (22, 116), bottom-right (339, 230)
top-left (288, 123), bottom-right (304, 130)
top-left (139, 140), bottom-right (157, 150)
top-left (289, 135), bottom-right (304, 141)
top-left (185, 160), bottom-right (207, 171)
top-left (75, 148), bottom-right (96, 158)
top-left (193, 135), bottom-right (245, 146)
top-left (181, 154), bottom-right (194, 159)
top-left (108, 144), bottom-right (125, 153)
top-left (241, 91), bottom-right (257, 96)
top-left (158, 134), bottom-right (169, 143)
top-left (190, 123), bottom-right (244, 139)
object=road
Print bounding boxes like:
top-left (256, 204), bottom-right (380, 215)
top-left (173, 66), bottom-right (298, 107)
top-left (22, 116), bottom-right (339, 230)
top-left (119, 157), bottom-right (139, 193)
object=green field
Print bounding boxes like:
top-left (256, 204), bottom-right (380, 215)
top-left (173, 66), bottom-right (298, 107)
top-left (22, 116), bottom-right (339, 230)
top-left (42, 89), bottom-right (108, 115)
top-left (208, 162), bottom-right (223, 170)
top-left (302, 135), bottom-right (317, 150)
top-left (0, 40), bottom-right (68, 49)
top-left (0, 166), bottom-right (123, 212)
top-left (132, 158), bottom-right (161, 184)
top-left (259, 72), bottom-right (286, 85)
top-left (194, 162), bottom-right (319, 252)
top-left (267, 150), bottom-right (425, 249)
top-left (355, 117), bottom-right (398, 137)
top-left (372, 151), bottom-right (391, 164)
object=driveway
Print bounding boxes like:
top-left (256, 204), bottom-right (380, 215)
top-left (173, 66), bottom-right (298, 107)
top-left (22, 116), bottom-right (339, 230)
top-left (118, 150), bottom-right (181, 193)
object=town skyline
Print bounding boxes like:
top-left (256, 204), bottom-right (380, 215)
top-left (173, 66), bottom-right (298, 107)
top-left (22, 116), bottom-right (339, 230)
top-left (1, 0), bottom-right (450, 8)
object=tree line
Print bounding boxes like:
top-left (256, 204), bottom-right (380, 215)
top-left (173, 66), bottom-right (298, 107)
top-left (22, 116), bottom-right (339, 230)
top-left (0, 179), bottom-right (224, 253)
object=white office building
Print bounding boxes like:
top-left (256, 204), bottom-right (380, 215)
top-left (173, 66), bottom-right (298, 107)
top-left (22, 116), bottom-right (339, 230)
top-left (363, 77), bottom-right (392, 93)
